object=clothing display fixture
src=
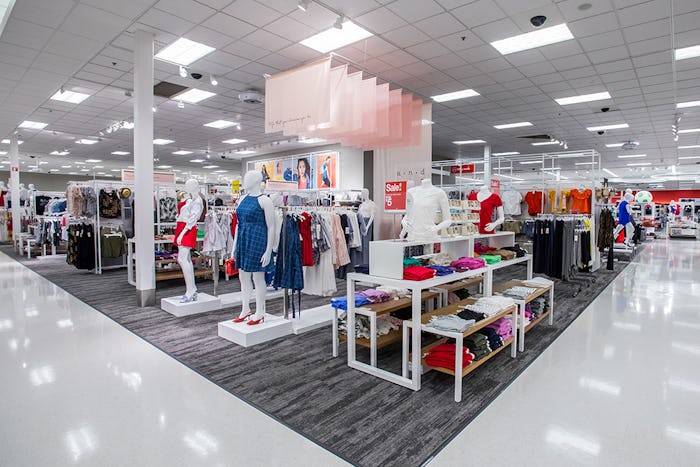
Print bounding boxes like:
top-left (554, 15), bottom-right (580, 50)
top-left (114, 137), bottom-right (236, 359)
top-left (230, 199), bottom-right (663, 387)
top-left (501, 190), bottom-right (522, 216)
top-left (532, 215), bottom-right (593, 279)
top-left (468, 186), bottom-right (504, 234)
top-left (401, 179), bottom-right (452, 241)
top-left (570, 188), bottom-right (592, 214)
top-left (524, 191), bottom-right (544, 216)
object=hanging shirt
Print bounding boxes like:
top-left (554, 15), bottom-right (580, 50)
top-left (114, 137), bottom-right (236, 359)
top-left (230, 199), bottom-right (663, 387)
top-left (618, 200), bottom-right (631, 225)
top-left (548, 190), bottom-right (557, 213)
top-left (560, 189), bottom-right (570, 213)
top-left (501, 190), bottom-right (522, 216)
top-left (524, 191), bottom-right (544, 216)
top-left (570, 189), bottom-right (592, 214)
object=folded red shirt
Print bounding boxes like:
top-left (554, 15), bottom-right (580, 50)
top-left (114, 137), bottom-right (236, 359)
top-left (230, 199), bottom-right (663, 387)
top-left (424, 343), bottom-right (474, 370)
top-left (403, 265), bottom-right (437, 281)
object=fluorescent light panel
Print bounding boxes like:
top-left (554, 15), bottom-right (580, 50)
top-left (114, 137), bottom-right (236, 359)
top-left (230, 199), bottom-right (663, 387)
top-left (677, 100), bottom-right (700, 109)
top-left (50, 90), bottom-right (90, 104)
top-left (76, 139), bottom-right (98, 145)
top-left (556, 92), bottom-right (611, 106)
top-left (575, 162), bottom-right (595, 165)
top-left (203, 165), bottom-right (219, 169)
top-left (153, 139), bottom-right (174, 145)
top-left (453, 140), bottom-right (485, 145)
top-left (222, 138), bottom-right (247, 145)
top-left (617, 154), bottom-right (646, 159)
top-left (1, 139), bottom-right (23, 144)
top-left (491, 23), bottom-right (574, 55)
top-left (85, 159), bottom-right (101, 163)
top-left (19, 120), bottom-right (48, 130)
top-left (189, 159), bottom-right (204, 163)
top-left (300, 21), bottom-right (373, 53)
top-left (50, 150), bottom-right (69, 156)
top-left (679, 155), bottom-right (700, 159)
top-left (299, 138), bottom-right (326, 144)
top-left (431, 89), bottom-right (479, 102)
top-left (172, 150), bottom-right (193, 155)
top-left (173, 88), bottom-right (216, 104)
top-left (675, 44), bottom-right (700, 61)
top-left (532, 141), bottom-right (559, 146)
top-left (111, 151), bottom-right (130, 155)
top-left (494, 121), bottom-right (532, 129)
top-left (520, 160), bottom-right (544, 165)
top-left (627, 162), bottom-right (651, 166)
top-left (492, 152), bottom-right (520, 156)
top-left (155, 38), bottom-right (215, 66)
top-left (603, 168), bottom-right (619, 177)
top-left (678, 128), bottom-right (700, 134)
top-left (204, 120), bottom-right (238, 129)
top-left (236, 150), bottom-right (256, 155)
top-left (586, 123), bottom-right (629, 131)
top-left (679, 145), bottom-right (700, 149)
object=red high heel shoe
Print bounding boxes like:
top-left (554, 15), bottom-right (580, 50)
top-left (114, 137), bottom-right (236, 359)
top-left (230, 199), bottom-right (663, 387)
top-left (232, 312), bottom-right (253, 323)
top-left (247, 315), bottom-right (265, 326)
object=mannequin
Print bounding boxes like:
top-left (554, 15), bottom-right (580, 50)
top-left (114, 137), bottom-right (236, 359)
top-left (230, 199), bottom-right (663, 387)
top-left (0, 181), bottom-right (6, 208)
top-left (18, 183), bottom-right (28, 207)
top-left (358, 188), bottom-right (377, 235)
top-left (614, 191), bottom-right (634, 246)
top-left (232, 171), bottom-right (276, 325)
top-left (175, 179), bottom-right (204, 302)
top-left (27, 184), bottom-right (36, 208)
top-left (470, 185), bottom-right (504, 234)
top-left (400, 178), bottom-right (452, 240)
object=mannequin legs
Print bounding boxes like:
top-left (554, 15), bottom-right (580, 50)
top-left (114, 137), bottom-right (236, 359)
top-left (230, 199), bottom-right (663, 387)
top-left (613, 222), bottom-right (634, 246)
top-left (238, 270), bottom-right (267, 322)
top-left (177, 246), bottom-right (197, 301)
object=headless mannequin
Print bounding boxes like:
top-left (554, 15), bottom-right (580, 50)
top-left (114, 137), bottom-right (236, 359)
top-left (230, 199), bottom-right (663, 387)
top-left (358, 188), bottom-right (376, 235)
top-left (176, 179), bottom-right (204, 302)
top-left (614, 192), bottom-right (634, 246)
top-left (400, 178), bottom-right (452, 240)
top-left (477, 185), bottom-right (505, 233)
top-left (0, 182), bottom-right (6, 206)
top-left (19, 183), bottom-right (28, 207)
top-left (232, 171), bottom-right (276, 325)
top-left (27, 184), bottom-right (36, 208)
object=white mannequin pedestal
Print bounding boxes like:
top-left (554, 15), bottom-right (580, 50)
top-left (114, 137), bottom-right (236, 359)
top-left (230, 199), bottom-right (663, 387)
top-left (161, 293), bottom-right (221, 317)
top-left (218, 314), bottom-right (293, 347)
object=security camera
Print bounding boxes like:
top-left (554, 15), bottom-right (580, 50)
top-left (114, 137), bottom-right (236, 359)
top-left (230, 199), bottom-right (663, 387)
top-left (29, 155), bottom-right (35, 159)
top-left (530, 15), bottom-right (547, 27)
top-left (190, 72), bottom-right (203, 80)
top-left (597, 130), bottom-right (605, 135)
top-left (601, 107), bottom-right (610, 112)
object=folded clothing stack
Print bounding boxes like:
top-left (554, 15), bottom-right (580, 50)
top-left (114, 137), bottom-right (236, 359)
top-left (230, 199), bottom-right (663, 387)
top-left (403, 257), bottom-right (422, 267)
top-left (330, 293), bottom-right (372, 311)
top-left (428, 314), bottom-right (475, 332)
top-left (154, 250), bottom-right (175, 260)
top-left (457, 308), bottom-right (487, 322)
top-left (461, 295), bottom-right (515, 317)
top-left (377, 285), bottom-right (411, 299)
top-left (358, 289), bottom-right (392, 304)
top-left (522, 276), bottom-right (554, 288)
top-left (424, 343), bottom-right (475, 370)
top-left (450, 256), bottom-right (486, 271)
top-left (503, 244), bottom-right (527, 258)
top-left (486, 317), bottom-right (513, 340)
top-left (464, 334), bottom-right (491, 360)
top-left (475, 327), bottom-right (504, 350)
top-left (478, 254), bottom-right (502, 264)
top-left (427, 265), bottom-right (455, 276)
top-left (428, 252), bottom-right (454, 266)
top-left (403, 265), bottom-right (437, 281)
top-left (474, 242), bottom-right (496, 255)
top-left (528, 296), bottom-right (549, 318)
top-left (337, 312), bottom-right (403, 339)
top-left (491, 249), bottom-right (516, 260)
top-left (501, 286), bottom-right (537, 300)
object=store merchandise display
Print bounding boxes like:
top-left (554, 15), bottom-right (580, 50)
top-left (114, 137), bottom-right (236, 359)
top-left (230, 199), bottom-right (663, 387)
top-left (468, 185), bottom-right (504, 234)
top-left (400, 178), bottom-right (452, 241)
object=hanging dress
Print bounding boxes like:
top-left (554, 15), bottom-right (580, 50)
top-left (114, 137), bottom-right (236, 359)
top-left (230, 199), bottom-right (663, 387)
top-left (234, 195), bottom-right (272, 272)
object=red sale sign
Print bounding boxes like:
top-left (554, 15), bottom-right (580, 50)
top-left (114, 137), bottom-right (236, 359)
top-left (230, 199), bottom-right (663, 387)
top-left (384, 181), bottom-right (407, 211)
top-left (450, 164), bottom-right (475, 174)
top-left (11, 166), bottom-right (18, 172)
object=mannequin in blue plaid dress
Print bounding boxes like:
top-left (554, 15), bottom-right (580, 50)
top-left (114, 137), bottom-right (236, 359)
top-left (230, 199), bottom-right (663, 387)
top-left (232, 171), bottom-right (276, 325)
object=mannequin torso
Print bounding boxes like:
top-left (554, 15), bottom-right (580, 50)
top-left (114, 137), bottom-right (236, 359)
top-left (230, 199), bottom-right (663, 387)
top-left (401, 179), bottom-right (452, 240)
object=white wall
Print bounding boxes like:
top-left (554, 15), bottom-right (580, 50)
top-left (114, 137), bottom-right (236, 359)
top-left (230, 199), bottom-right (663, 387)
top-left (0, 171), bottom-right (92, 192)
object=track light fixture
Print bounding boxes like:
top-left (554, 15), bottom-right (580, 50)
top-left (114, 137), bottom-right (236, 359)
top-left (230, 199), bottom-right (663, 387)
top-left (210, 75), bottom-right (218, 86)
top-left (297, 0), bottom-right (310, 11)
top-left (333, 15), bottom-right (344, 29)
top-left (179, 66), bottom-right (187, 78)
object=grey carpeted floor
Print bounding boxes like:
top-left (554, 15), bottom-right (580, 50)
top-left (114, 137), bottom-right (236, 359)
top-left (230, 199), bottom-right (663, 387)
top-left (2, 245), bottom-right (630, 467)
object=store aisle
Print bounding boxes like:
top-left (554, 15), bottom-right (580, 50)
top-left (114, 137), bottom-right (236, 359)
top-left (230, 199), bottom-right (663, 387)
top-left (429, 240), bottom-right (700, 467)
top-left (0, 251), bottom-right (347, 467)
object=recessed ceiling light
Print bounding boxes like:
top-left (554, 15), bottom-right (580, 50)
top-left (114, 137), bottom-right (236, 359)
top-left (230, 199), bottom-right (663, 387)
top-left (189, 159), bottom-right (204, 163)
top-left (520, 160), bottom-right (544, 165)
top-left (532, 141), bottom-right (560, 146)
top-left (75, 161), bottom-right (86, 165)
top-left (50, 89), bottom-right (90, 104)
top-left (111, 151), bottom-right (130, 155)
top-left (213, 170), bottom-right (228, 173)
top-left (586, 123), bottom-right (629, 131)
top-left (122, 122), bottom-right (134, 129)
top-left (222, 138), bottom-right (247, 145)
top-left (676, 100), bottom-right (700, 109)
top-left (156, 165), bottom-right (172, 169)
top-left (431, 89), bottom-right (480, 103)
top-left (679, 145), bottom-right (700, 149)
top-left (602, 168), bottom-right (619, 177)
top-left (76, 139), bottom-right (98, 145)
top-left (0, 151), bottom-right (7, 155)
top-left (155, 37), bottom-right (215, 66)
top-left (80, 168), bottom-right (90, 172)
top-left (172, 150), bottom-right (193, 155)
top-left (493, 122), bottom-right (532, 130)
top-left (679, 155), bottom-right (700, 159)
top-left (626, 162), bottom-right (651, 166)
top-left (300, 21), bottom-right (373, 53)
top-left (453, 140), bottom-right (485, 145)
top-left (235, 150), bottom-right (257, 155)
top-left (492, 152), bottom-right (520, 156)
top-left (491, 23), bottom-right (574, 55)
top-left (299, 138), bottom-right (326, 144)
top-left (172, 88), bottom-right (216, 104)
top-left (575, 162), bottom-right (596, 165)
top-left (204, 120), bottom-right (238, 129)
top-left (678, 128), bottom-right (700, 134)
top-left (111, 169), bottom-right (121, 172)
top-left (605, 141), bottom-right (639, 148)
top-left (1, 139), bottom-right (23, 144)
top-left (153, 139), bottom-right (174, 145)
top-left (19, 120), bottom-right (48, 130)
top-left (85, 159), bottom-right (101, 163)
top-left (50, 150), bottom-right (70, 156)
top-left (675, 44), bottom-right (700, 61)
top-left (555, 92), bottom-right (611, 106)
top-left (203, 165), bottom-right (219, 169)
top-left (617, 154), bottom-right (646, 159)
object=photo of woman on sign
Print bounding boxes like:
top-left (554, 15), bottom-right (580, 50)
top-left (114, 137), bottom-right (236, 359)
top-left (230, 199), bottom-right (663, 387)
top-left (297, 157), bottom-right (311, 190)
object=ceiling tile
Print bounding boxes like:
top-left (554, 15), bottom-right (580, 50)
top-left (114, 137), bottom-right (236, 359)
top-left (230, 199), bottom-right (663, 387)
top-left (451, 0), bottom-right (506, 29)
top-left (2, 18), bottom-right (54, 51)
top-left (61, 4), bottom-right (133, 43)
top-left (202, 13), bottom-right (257, 39)
top-left (243, 29), bottom-right (292, 52)
top-left (264, 16), bottom-right (316, 43)
top-left (139, 8), bottom-right (196, 37)
top-left (387, 0), bottom-right (444, 23)
top-left (155, 0), bottom-right (216, 23)
top-left (223, 0), bottom-right (281, 27)
top-left (414, 13), bottom-right (466, 39)
top-left (569, 11), bottom-right (620, 38)
top-left (382, 24), bottom-right (431, 48)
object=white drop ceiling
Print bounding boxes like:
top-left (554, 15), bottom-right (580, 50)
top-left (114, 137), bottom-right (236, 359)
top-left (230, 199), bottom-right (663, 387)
top-left (0, 0), bottom-right (699, 188)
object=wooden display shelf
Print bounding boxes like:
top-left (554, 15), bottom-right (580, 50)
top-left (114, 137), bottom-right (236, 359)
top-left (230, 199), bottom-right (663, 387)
top-left (155, 269), bottom-right (212, 281)
top-left (418, 336), bottom-right (515, 377)
top-left (524, 308), bottom-right (552, 332)
top-left (436, 277), bottom-right (483, 294)
top-left (339, 328), bottom-right (403, 349)
top-left (358, 290), bottom-right (440, 317)
top-left (492, 279), bottom-right (551, 303)
top-left (155, 255), bottom-right (211, 265)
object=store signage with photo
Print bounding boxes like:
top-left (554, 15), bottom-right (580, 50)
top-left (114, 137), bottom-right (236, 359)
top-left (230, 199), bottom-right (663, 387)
top-left (249, 151), bottom-right (339, 191)
top-left (450, 164), bottom-right (475, 174)
top-left (384, 181), bottom-right (407, 211)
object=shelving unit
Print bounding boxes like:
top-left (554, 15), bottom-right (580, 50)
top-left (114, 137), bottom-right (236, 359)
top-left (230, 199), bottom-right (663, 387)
top-left (127, 237), bottom-right (210, 286)
top-left (402, 297), bottom-right (517, 402)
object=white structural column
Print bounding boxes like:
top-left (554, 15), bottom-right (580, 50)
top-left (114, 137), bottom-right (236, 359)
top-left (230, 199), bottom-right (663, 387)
top-left (483, 144), bottom-right (491, 186)
top-left (9, 135), bottom-right (20, 241)
top-left (133, 30), bottom-right (156, 307)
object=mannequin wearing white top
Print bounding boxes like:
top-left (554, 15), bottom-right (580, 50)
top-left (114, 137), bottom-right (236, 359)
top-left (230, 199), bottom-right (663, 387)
top-left (477, 185), bottom-right (505, 233)
top-left (19, 183), bottom-right (28, 207)
top-left (400, 178), bottom-right (452, 240)
top-left (358, 188), bottom-right (377, 235)
top-left (231, 171), bottom-right (276, 324)
top-left (176, 179), bottom-right (204, 303)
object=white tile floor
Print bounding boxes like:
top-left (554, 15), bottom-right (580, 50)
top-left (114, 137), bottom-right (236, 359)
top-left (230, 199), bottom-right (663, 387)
top-left (2, 240), bottom-right (700, 466)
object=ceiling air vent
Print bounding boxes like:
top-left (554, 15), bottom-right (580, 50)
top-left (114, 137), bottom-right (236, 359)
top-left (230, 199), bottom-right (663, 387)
top-left (517, 134), bottom-right (552, 141)
top-left (621, 141), bottom-right (639, 150)
top-left (154, 81), bottom-right (188, 99)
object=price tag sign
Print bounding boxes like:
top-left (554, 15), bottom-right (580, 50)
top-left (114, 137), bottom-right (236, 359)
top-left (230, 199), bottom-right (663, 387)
top-left (450, 164), bottom-right (475, 174)
top-left (384, 181), bottom-right (407, 211)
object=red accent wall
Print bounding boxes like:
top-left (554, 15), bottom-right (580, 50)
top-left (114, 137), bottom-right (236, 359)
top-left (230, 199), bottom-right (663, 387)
top-left (648, 190), bottom-right (700, 204)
